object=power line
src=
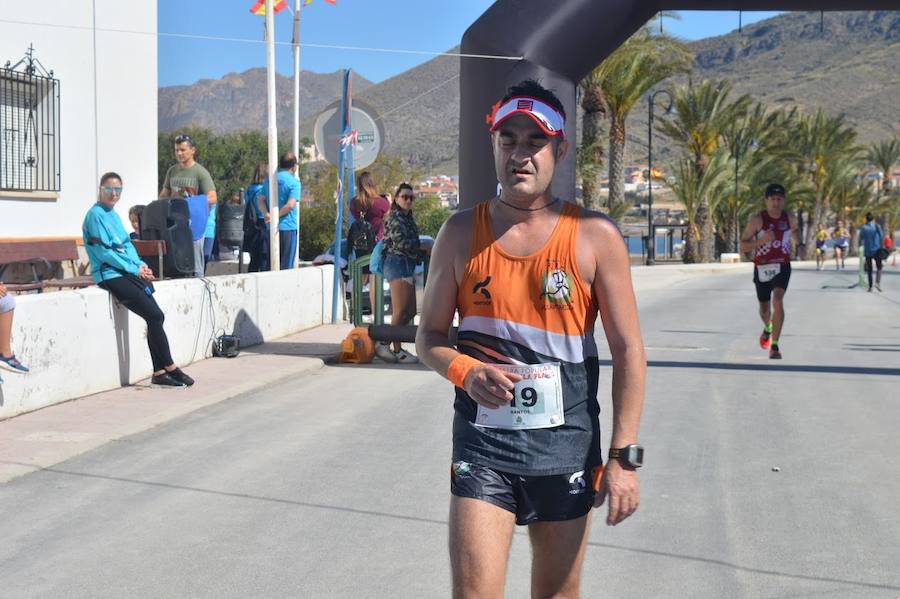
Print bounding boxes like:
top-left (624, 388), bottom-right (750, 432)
top-left (375, 75), bottom-right (460, 122)
top-left (0, 17), bottom-right (523, 62)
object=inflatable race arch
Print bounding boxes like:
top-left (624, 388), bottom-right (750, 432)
top-left (458, 0), bottom-right (900, 208)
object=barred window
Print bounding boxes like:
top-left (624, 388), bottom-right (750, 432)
top-left (0, 52), bottom-right (60, 193)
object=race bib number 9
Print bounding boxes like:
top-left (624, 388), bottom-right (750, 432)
top-left (756, 263), bottom-right (781, 283)
top-left (475, 363), bottom-right (565, 430)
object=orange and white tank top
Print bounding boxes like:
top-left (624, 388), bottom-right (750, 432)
top-left (456, 201), bottom-right (599, 366)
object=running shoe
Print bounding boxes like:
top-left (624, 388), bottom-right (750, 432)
top-left (759, 331), bottom-right (772, 350)
top-left (769, 345), bottom-right (782, 360)
top-left (395, 349), bottom-right (419, 364)
top-left (374, 342), bottom-right (399, 364)
top-left (0, 354), bottom-right (29, 374)
top-left (875, 283), bottom-right (882, 292)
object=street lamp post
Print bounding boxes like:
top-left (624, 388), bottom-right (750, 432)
top-left (647, 89), bottom-right (673, 265)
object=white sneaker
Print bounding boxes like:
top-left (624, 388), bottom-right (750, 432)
top-left (875, 283), bottom-right (882, 292)
top-left (396, 349), bottom-right (419, 364)
top-left (374, 343), bottom-right (398, 363)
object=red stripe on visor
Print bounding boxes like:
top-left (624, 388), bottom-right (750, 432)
top-left (489, 96), bottom-right (566, 139)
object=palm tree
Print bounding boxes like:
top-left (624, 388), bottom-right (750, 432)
top-left (789, 110), bottom-right (860, 251)
top-left (657, 79), bottom-right (751, 262)
top-left (577, 77), bottom-right (607, 210)
top-left (670, 149), bottom-right (733, 263)
top-left (597, 29), bottom-right (692, 216)
top-left (717, 104), bottom-right (789, 253)
top-left (867, 139), bottom-right (900, 195)
top-left (578, 26), bottom-right (691, 214)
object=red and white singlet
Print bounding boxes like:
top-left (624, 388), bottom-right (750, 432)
top-left (754, 210), bottom-right (792, 265)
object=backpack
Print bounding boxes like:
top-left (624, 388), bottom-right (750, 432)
top-left (348, 210), bottom-right (376, 253)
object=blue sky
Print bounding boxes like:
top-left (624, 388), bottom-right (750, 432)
top-left (157, 2), bottom-right (783, 88)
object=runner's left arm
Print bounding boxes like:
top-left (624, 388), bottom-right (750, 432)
top-left (586, 216), bottom-right (646, 526)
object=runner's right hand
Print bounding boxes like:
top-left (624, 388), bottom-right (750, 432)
top-left (464, 365), bottom-right (522, 409)
top-left (760, 230), bottom-right (775, 244)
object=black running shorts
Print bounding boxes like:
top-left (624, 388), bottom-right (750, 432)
top-left (450, 461), bottom-right (598, 525)
top-left (753, 263), bottom-right (791, 303)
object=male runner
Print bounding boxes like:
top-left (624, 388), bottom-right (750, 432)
top-left (416, 80), bottom-right (646, 599)
top-left (740, 183), bottom-right (798, 360)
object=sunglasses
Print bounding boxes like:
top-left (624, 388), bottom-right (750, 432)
top-left (175, 134), bottom-right (193, 144)
top-left (399, 194), bottom-right (415, 200)
top-left (102, 186), bottom-right (123, 194)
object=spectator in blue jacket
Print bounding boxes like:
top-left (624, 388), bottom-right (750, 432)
top-left (83, 172), bottom-right (194, 387)
top-left (858, 212), bottom-right (885, 292)
top-left (258, 152), bottom-right (301, 270)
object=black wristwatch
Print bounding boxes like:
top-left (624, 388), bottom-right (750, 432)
top-left (608, 444), bottom-right (644, 468)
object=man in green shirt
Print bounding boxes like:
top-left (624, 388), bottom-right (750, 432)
top-left (160, 134), bottom-right (218, 276)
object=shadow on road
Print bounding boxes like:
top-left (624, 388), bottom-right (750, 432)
top-left (599, 359), bottom-right (900, 377)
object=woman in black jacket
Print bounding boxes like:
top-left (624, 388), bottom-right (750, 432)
top-left (378, 183), bottom-right (430, 364)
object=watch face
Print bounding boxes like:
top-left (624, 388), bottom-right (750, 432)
top-left (626, 445), bottom-right (644, 467)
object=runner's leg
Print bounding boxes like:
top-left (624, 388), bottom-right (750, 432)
top-left (529, 512), bottom-right (593, 599)
top-left (758, 301), bottom-right (771, 329)
top-left (388, 278), bottom-right (415, 353)
top-left (449, 496), bottom-right (516, 599)
top-left (771, 287), bottom-right (786, 344)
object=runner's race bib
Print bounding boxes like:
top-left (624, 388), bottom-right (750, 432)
top-left (475, 363), bottom-right (564, 430)
top-left (756, 263), bottom-right (781, 283)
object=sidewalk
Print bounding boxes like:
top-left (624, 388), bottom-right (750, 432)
top-left (0, 323), bottom-right (353, 483)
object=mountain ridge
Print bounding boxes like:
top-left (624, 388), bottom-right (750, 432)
top-left (159, 11), bottom-right (900, 173)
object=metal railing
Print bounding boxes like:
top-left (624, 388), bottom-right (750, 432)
top-left (349, 254), bottom-right (384, 327)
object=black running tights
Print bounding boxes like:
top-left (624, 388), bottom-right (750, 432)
top-left (100, 276), bottom-right (174, 372)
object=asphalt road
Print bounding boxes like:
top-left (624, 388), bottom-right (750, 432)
top-left (2, 263), bottom-right (899, 598)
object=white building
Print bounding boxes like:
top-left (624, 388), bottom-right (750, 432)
top-left (0, 0), bottom-right (157, 239)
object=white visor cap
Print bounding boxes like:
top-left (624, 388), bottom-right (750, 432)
top-left (489, 96), bottom-right (566, 139)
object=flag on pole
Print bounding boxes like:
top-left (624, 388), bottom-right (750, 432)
top-left (304, 0), bottom-right (337, 5)
top-left (249, 0), bottom-right (288, 16)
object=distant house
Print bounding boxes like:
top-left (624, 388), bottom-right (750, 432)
top-left (415, 175), bottom-right (458, 207)
top-left (0, 1), bottom-right (158, 240)
top-left (624, 166), bottom-right (647, 185)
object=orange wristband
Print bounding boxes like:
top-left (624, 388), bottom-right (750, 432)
top-left (447, 354), bottom-right (481, 389)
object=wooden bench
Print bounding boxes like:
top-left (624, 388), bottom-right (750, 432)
top-left (0, 239), bottom-right (94, 292)
top-left (0, 239), bottom-right (80, 284)
top-left (133, 239), bottom-right (167, 279)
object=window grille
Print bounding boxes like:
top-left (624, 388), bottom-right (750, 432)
top-left (0, 46), bottom-right (60, 193)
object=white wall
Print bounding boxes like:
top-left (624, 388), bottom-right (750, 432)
top-left (0, 0), bottom-right (157, 237)
top-left (0, 265), bottom-right (336, 419)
